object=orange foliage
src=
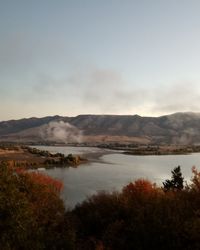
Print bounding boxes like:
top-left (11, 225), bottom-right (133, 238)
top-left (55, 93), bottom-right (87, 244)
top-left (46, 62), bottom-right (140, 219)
top-left (14, 170), bottom-right (65, 229)
top-left (0, 163), bottom-right (67, 249)
top-left (122, 179), bottom-right (155, 196)
top-left (14, 167), bottom-right (26, 174)
top-left (27, 172), bottom-right (63, 193)
top-left (14, 169), bottom-right (63, 193)
top-left (191, 166), bottom-right (200, 191)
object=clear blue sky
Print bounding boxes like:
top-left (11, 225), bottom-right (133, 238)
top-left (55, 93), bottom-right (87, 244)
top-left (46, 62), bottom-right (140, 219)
top-left (1, 0), bottom-right (200, 120)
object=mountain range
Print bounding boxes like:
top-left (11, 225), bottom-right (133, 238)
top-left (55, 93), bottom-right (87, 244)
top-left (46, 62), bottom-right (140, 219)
top-left (1, 112), bottom-right (200, 145)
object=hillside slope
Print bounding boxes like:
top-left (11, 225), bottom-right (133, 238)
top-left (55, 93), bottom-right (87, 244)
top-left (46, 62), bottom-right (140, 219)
top-left (1, 112), bottom-right (200, 144)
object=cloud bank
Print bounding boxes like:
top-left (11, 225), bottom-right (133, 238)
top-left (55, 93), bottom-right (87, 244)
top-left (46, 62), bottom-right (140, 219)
top-left (1, 63), bottom-right (200, 119)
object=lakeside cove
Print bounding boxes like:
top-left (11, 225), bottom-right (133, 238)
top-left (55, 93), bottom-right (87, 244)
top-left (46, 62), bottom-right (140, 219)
top-left (2, 143), bottom-right (200, 206)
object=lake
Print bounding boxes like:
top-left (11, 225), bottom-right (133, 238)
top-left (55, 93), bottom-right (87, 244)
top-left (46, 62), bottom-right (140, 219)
top-left (34, 146), bottom-right (200, 208)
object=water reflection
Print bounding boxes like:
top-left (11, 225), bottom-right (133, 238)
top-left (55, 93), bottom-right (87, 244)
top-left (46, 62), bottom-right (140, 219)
top-left (35, 146), bottom-right (200, 208)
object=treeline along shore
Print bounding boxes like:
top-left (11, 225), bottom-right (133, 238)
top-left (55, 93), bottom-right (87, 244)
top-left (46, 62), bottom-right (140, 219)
top-left (0, 144), bottom-right (87, 169)
top-left (97, 143), bottom-right (200, 155)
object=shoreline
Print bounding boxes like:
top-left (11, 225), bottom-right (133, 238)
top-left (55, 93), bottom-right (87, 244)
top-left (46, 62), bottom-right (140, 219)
top-left (1, 144), bottom-right (200, 171)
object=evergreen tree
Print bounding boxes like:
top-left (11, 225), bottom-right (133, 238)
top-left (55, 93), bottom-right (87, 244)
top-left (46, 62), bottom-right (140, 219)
top-left (163, 166), bottom-right (184, 191)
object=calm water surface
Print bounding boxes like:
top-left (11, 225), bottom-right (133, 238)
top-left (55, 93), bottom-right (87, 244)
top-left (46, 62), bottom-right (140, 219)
top-left (35, 146), bottom-right (200, 208)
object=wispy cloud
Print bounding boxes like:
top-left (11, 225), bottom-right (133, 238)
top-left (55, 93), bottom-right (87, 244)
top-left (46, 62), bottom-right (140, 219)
top-left (151, 82), bottom-right (200, 114)
top-left (25, 68), bottom-right (200, 117)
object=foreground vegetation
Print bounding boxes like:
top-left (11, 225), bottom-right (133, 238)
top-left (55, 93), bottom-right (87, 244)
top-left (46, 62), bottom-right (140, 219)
top-left (1, 164), bottom-right (200, 249)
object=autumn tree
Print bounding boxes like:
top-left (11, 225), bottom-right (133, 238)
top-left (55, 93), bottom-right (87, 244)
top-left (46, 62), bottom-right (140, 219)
top-left (0, 163), bottom-right (34, 250)
top-left (0, 163), bottom-right (75, 250)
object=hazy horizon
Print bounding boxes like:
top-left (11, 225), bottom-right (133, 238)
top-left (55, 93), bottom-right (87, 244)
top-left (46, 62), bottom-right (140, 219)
top-left (1, 1), bottom-right (200, 120)
top-left (2, 110), bottom-right (200, 122)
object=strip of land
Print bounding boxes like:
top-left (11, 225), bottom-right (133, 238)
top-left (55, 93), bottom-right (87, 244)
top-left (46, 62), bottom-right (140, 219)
top-left (97, 144), bottom-right (200, 155)
top-left (0, 144), bottom-right (87, 169)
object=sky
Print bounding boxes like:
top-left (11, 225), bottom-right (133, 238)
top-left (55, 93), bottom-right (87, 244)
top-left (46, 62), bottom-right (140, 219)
top-left (1, 0), bottom-right (200, 120)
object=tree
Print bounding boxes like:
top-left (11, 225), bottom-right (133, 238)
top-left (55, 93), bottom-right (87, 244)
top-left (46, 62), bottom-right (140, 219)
top-left (122, 179), bottom-right (155, 196)
top-left (0, 163), bottom-right (75, 249)
top-left (163, 166), bottom-right (184, 191)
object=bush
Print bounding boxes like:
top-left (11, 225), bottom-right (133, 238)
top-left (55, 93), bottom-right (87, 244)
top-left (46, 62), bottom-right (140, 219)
top-left (72, 168), bottom-right (200, 250)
